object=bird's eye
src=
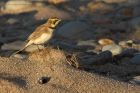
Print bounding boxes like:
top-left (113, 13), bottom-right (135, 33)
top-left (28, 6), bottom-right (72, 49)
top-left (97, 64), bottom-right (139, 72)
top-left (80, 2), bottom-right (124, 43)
top-left (53, 20), bottom-right (58, 24)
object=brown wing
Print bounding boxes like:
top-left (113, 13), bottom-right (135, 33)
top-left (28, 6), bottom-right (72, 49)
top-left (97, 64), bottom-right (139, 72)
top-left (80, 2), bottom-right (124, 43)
top-left (27, 24), bottom-right (48, 40)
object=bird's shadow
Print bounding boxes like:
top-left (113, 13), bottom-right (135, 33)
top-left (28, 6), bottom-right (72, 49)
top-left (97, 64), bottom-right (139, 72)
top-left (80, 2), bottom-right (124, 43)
top-left (0, 73), bottom-right (27, 88)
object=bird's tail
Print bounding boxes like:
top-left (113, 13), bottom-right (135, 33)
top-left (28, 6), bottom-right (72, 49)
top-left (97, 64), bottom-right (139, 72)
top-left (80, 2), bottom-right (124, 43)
top-left (10, 47), bottom-right (26, 57)
top-left (10, 40), bottom-right (33, 57)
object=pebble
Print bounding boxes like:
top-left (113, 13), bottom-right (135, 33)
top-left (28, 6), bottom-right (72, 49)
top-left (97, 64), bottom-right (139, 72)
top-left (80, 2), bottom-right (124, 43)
top-left (91, 16), bottom-right (112, 24)
top-left (132, 30), bottom-right (140, 40)
top-left (47, 0), bottom-right (69, 4)
top-left (102, 0), bottom-right (127, 4)
top-left (133, 6), bottom-right (140, 17)
top-left (12, 54), bottom-right (27, 59)
top-left (102, 44), bottom-right (123, 56)
top-left (7, 18), bottom-right (18, 24)
top-left (116, 7), bottom-right (133, 18)
top-left (130, 17), bottom-right (140, 30)
top-left (130, 76), bottom-right (140, 85)
top-left (4, 0), bottom-right (32, 11)
top-left (77, 40), bottom-right (97, 47)
top-left (98, 38), bottom-right (114, 46)
top-left (119, 40), bottom-right (133, 47)
top-left (127, 0), bottom-right (140, 5)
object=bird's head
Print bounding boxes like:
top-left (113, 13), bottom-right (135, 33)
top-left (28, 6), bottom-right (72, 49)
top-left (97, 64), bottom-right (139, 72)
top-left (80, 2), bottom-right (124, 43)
top-left (47, 17), bottom-right (61, 29)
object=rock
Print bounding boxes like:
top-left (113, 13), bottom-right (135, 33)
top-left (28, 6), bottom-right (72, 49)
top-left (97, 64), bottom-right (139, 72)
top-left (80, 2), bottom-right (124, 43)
top-left (102, 0), bottom-right (127, 4)
top-left (24, 45), bottom-right (45, 52)
top-left (119, 49), bottom-right (139, 58)
top-left (130, 76), bottom-right (140, 85)
top-left (7, 18), bottom-right (18, 24)
top-left (132, 30), bottom-right (140, 40)
top-left (103, 21), bottom-right (129, 31)
top-left (77, 51), bottom-right (112, 67)
top-left (4, 0), bottom-right (32, 11)
top-left (0, 37), bottom-right (20, 44)
top-left (1, 41), bottom-right (25, 50)
top-left (119, 41), bottom-right (129, 47)
top-left (94, 28), bottom-right (111, 35)
top-left (47, 0), bottom-right (69, 4)
top-left (116, 7), bottom-right (133, 18)
top-left (12, 54), bottom-right (27, 59)
top-left (56, 21), bottom-right (92, 40)
top-left (119, 40), bottom-right (134, 48)
top-left (34, 6), bottom-right (72, 20)
top-left (90, 15), bottom-right (112, 25)
top-left (98, 38), bottom-right (114, 46)
top-left (130, 17), bottom-right (140, 30)
top-left (87, 2), bottom-right (114, 14)
top-left (133, 6), bottom-right (140, 17)
top-left (77, 40), bottom-right (97, 47)
top-left (127, 0), bottom-right (140, 5)
top-left (102, 44), bottom-right (122, 56)
top-left (129, 54), bottom-right (140, 65)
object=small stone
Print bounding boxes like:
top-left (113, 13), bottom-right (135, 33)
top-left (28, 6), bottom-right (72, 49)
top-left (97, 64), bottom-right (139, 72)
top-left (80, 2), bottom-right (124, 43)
top-left (102, 0), bottom-right (127, 4)
top-left (91, 16), bottom-right (112, 24)
top-left (132, 30), bottom-right (140, 40)
top-left (119, 41), bottom-right (127, 46)
top-left (119, 40), bottom-right (134, 47)
top-left (129, 54), bottom-right (140, 65)
top-left (130, 17), bottom-right (140, 30)
top-left (133, 6), bottom-right (140, 17)
top-left (121, 7), bottom-right (133, 17)
top-left (7, 18), bottom-right (18, 24)
top-left (94, 28), bottom-right (111, 35)
top-left (47, 0), bottom-right (69, 4)
top-left (127, 0), bottom-right (140, 5)
top-left (102, 44), bottom-right (122, 56)
top-left (130, 76), bottom-right (140, 85)
top-left (12, 54), bottom-right (27, 59)
top-left (4, 0), bottom-right (32, 11)
top-left (0, 36), bottom-right (23, 43)
top-left (115, 7), bottom-right (133, 20)
top-left (98, 38), bottom-right (114, 46)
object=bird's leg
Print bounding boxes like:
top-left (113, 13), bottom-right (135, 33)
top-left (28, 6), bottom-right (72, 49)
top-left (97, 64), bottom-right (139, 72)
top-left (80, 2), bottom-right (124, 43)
top-left (37, 44), bottom-right (41, 51)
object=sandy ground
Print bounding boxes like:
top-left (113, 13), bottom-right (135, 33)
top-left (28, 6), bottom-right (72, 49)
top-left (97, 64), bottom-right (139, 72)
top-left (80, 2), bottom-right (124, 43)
top-left (0, 48), bottom-right (139, 93)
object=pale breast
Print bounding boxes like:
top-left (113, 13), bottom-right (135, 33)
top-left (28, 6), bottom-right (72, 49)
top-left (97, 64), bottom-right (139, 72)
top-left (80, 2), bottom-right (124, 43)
top-left (33, 33), bottom-right (52, 44)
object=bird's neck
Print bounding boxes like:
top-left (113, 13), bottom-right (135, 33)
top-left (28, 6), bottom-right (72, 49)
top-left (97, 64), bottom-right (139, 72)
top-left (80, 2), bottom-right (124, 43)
top-left (48, 27), bottom-right (54, 32)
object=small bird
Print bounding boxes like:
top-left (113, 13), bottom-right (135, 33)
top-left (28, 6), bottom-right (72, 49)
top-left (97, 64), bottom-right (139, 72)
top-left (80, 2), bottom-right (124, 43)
top-left (11, 17), bottom-right (61, 56)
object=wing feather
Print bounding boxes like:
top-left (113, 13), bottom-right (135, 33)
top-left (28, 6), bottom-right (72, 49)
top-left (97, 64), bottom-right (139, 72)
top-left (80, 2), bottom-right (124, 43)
top-left (28, 24), bottom-right (48, 40)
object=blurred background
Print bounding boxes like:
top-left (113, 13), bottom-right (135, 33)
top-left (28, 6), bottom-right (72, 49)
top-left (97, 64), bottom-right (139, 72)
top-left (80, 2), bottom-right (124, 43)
top-left (0, 0), bottom-right (140, 56)
top-left (1, 0), bottom-right (140, 86)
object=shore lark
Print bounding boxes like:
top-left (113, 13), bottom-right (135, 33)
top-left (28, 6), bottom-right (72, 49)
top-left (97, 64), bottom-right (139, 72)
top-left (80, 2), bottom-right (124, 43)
top-left (11, 17), bottom-right (61, 56)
